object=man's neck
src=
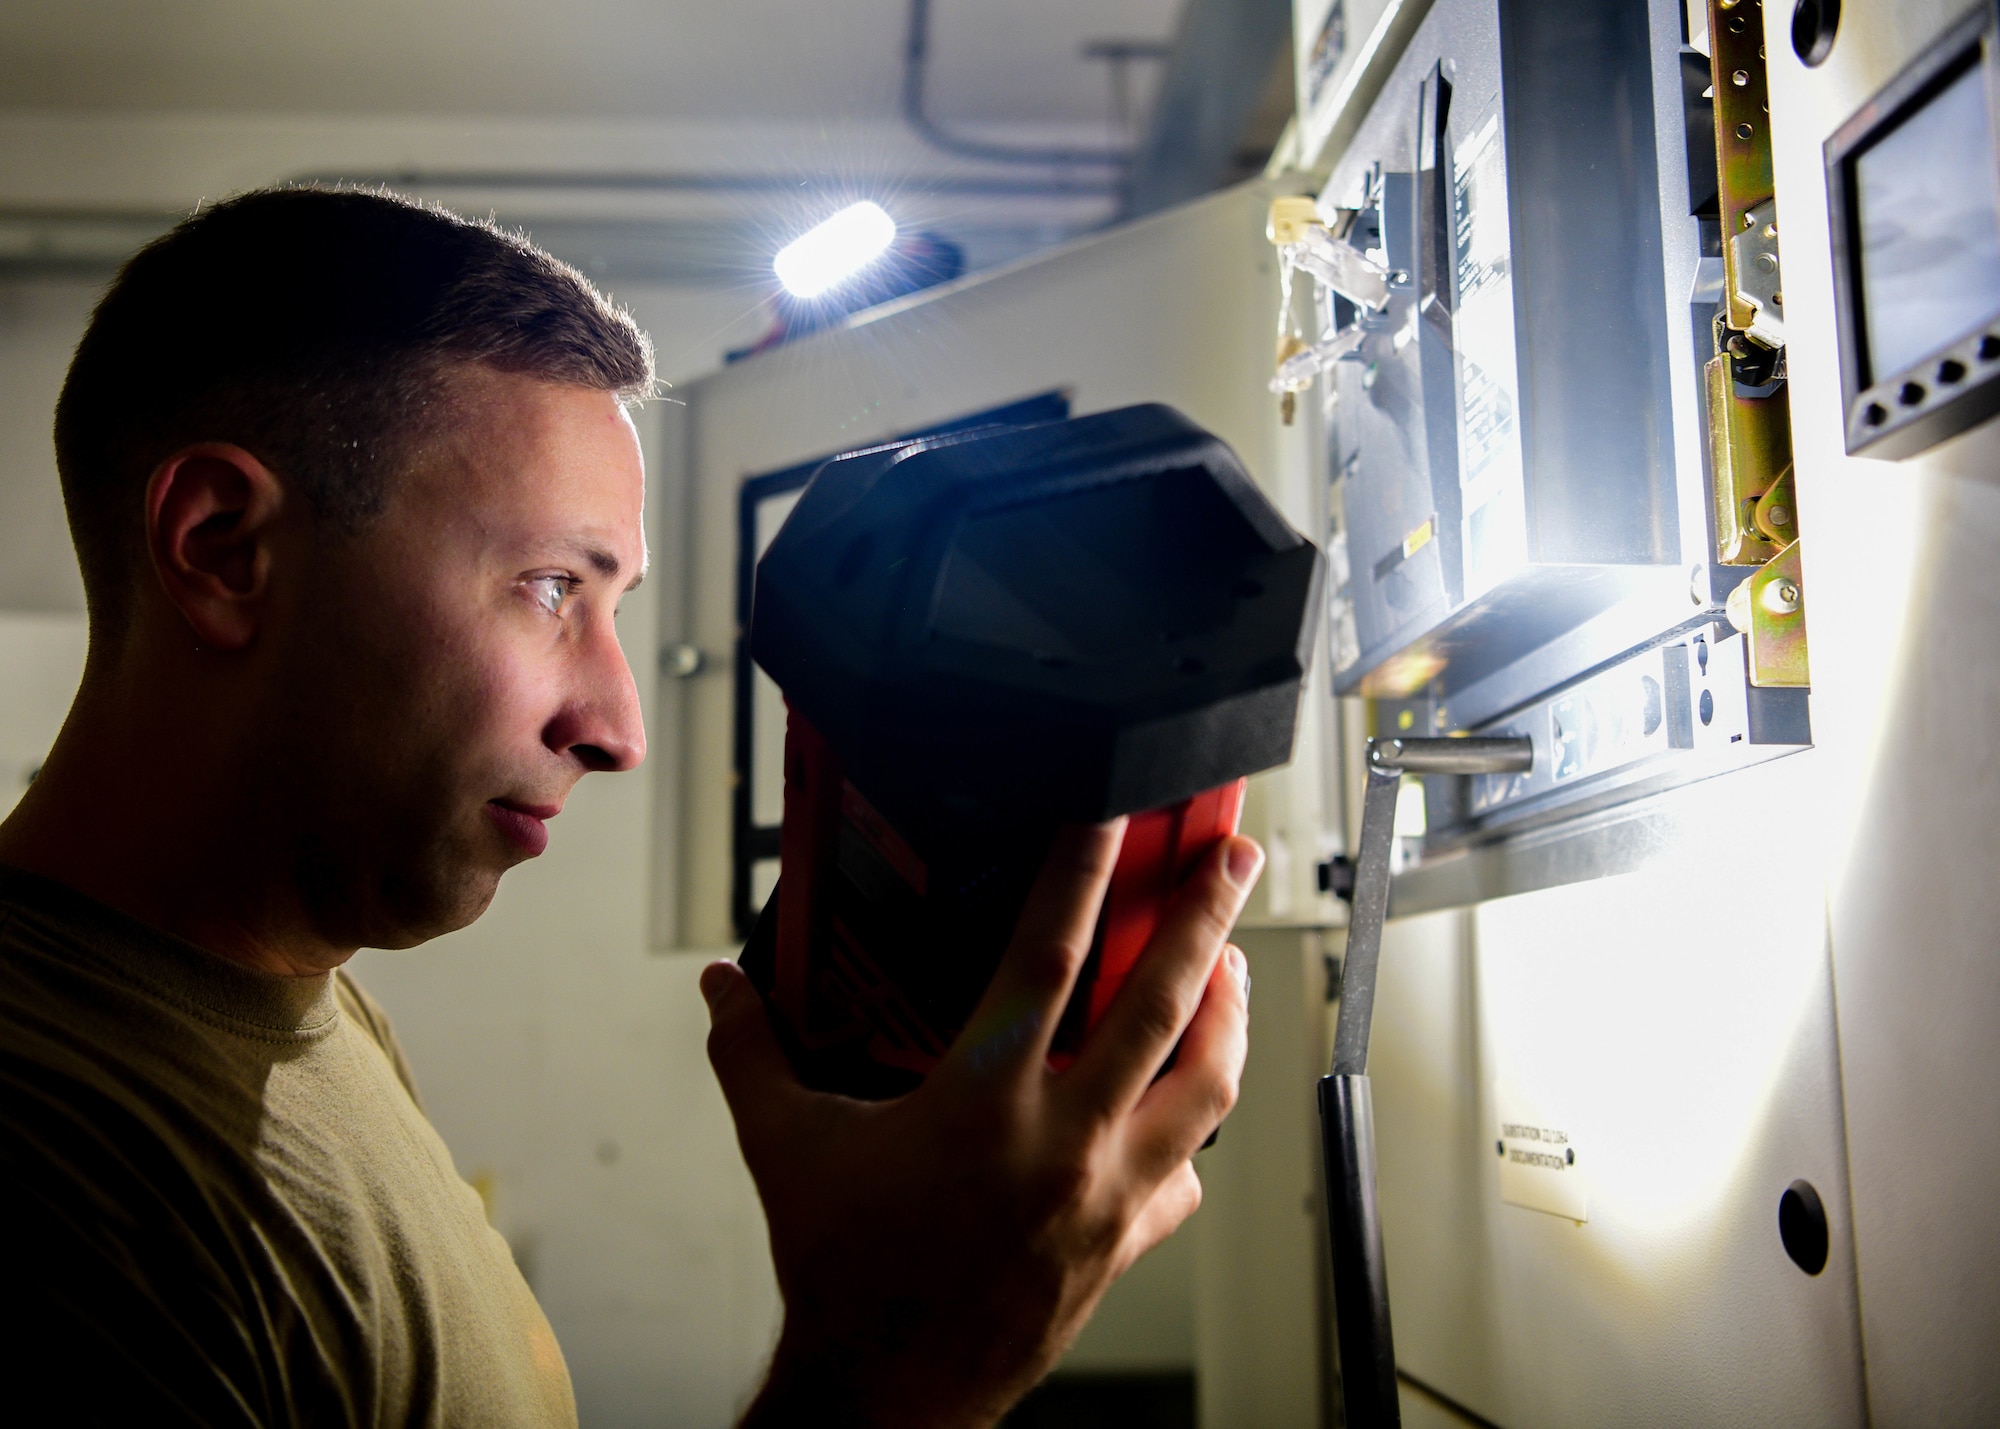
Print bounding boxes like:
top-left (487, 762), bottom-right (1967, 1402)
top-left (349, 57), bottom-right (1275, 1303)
top-left (0, 670), bottom-right (353, 979)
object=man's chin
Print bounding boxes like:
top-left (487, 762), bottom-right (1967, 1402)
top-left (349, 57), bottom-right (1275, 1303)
top-left (361, 864), bottom-right (505, 950)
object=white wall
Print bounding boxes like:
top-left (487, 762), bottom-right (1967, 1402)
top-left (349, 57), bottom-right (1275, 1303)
top-left (0, 612), bottom-right (87, 818)
top-left (0, 276), bottom-right (95, 612)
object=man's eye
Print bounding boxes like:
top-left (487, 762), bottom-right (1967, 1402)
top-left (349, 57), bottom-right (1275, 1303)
top-left (528, 576), bottom-right (574, 615)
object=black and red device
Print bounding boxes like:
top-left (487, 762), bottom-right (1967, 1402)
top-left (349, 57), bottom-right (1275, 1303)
top-left (740, 404), bottom-right (1323, 1098)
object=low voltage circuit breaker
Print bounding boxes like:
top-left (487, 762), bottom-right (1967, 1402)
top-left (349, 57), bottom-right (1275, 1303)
top-left (1270, 0), bottom-right (1810, 844)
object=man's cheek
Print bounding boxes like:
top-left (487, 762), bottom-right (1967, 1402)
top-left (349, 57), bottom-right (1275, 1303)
top-left (462, 639), bottom-right (567, 765)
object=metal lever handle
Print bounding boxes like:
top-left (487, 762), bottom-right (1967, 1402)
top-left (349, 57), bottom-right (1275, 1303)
top-left (1319, 735), bottom-right (1532, 1428)
top-left (1368, 734), bottom-right (1537, 777)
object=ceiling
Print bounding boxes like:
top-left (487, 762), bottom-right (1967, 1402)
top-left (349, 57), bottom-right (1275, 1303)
top-left (0, 0), bottom-right (1183, 127)
top-left (0, 0), bottom-right (1299, 349)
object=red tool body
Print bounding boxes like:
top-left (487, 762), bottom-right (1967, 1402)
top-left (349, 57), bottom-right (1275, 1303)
top-left (770, 706), bottom-right (1243, 1082)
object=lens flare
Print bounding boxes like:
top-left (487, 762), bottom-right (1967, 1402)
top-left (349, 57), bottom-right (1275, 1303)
top-left (774, 201), bottom-right (897, 299)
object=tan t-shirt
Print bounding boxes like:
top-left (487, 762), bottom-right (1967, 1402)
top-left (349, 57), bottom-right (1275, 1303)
top-left (0, 866), bottom-right (576, 1427)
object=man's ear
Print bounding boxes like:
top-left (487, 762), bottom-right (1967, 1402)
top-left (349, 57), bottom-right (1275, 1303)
top-left (145, 443), bottom-right (288, 650)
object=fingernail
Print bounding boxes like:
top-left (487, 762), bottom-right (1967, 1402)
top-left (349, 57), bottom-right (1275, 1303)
top-left (1228, 945), bottom-right (1251, 1002)
top-left (1225, 837), bottom-right (1264, 888)
top-left (699, 962), bottom-right (733, 1015)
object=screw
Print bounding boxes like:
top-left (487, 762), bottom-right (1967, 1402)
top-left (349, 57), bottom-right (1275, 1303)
top-left (660, 643), bottom-right (705, 678)
top-left (1767, 505), bottom-right (1792, 527)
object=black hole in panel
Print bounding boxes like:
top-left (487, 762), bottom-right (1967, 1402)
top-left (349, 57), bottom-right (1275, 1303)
top-left (1899, 381), bottom-right (1926, 406)
top-left (1939, 358), bottom-right (1968, 384)
top-left (1792, 0), bottom-right (1840, 67)
top-left (1981, 334), bottom-right (2000, 361)
top-left (1779, 1179), bottom-right (1831, 1275)
top-left (1864, 402), bottom-right (1889, 426)
top-left (1699, 689), bottom-right (1715, 726)
top-left (1695, 637), bottom-right (1710, 674)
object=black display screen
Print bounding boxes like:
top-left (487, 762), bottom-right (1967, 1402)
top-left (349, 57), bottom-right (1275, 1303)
top-left (1852, 56), bottom-right (2000, 382)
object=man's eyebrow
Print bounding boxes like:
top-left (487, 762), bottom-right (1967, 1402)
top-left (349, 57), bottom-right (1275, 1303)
top-left (566, 541), bottom-right (646, 591)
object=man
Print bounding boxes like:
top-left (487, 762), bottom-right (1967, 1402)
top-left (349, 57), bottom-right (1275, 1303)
top-left (0, 187), bottom-right (1257, 1425)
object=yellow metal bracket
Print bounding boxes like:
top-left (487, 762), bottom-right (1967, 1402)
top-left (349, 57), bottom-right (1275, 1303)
top-left (1706, 346), bottom-right (1793, 564)
top-left (1726, 540), bottom-right (1809, 686)
top-left (1710, 0), bottom-right (1777, 337)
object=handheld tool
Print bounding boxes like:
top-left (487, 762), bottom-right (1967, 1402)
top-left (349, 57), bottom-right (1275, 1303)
top-left (740, 404), bottom-right (1324, 1098)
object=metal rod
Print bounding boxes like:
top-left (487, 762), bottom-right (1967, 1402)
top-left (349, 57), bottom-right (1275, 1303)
top-left (901, 0), bottom-right (1133, 170)
top-left (1318, 733), bottom-right (1532, 1428)
top-left (1335, 736), bottom-right (1531, 1077)
top-left (1330, 764), bottom-right (1404, 1079)
top-left (1367, 735), bottom-right (1536, 778)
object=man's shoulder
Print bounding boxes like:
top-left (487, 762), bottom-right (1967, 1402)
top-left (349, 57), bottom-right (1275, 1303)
top-left (0, 872), bottom-right (292, 1422)
top-left (333, 967), bottom-right (427, 1109)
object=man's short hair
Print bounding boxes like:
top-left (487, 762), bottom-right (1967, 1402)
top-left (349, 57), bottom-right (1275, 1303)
top-left (54, 185), bottom-right (655, 625)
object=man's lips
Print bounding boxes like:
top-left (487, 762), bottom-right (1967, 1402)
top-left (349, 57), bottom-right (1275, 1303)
top-left (486, 799), bottom-right (560, 857)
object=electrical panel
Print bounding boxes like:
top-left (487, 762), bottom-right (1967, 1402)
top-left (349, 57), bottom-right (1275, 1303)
top-left (1272, 0), bottom-right (1811, 841)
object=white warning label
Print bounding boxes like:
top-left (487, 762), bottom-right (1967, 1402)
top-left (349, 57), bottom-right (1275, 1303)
top-left (1495, 1085), bottom-right (1588, 1222)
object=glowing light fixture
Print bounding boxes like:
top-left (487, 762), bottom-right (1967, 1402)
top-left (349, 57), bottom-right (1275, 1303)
top-left (774, 202), bottom-right (897, 299)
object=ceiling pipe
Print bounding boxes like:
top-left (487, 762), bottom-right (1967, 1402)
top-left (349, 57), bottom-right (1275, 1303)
top-left (290, 168), bottom-right (1120, 198)
top-left (900, 0), bottom-right (1133, 170)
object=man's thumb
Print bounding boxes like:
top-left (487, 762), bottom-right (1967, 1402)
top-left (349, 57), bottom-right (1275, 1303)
top-left (700, 961), bottom-right (802, 1149)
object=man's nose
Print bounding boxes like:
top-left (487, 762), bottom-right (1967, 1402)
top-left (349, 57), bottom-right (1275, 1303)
top-left (543, 618), bottom-right (647, 773)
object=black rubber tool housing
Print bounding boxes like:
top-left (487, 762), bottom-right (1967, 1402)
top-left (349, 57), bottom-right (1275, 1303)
top-left (749, 402), bottom-right (1326, 845)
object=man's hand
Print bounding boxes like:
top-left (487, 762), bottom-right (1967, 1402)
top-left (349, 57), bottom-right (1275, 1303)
top-left (700, 821), bottom-right (1261, 1429)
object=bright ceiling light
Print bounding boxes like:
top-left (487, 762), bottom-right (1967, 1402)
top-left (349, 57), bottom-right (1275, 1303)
top-left (774, 202), bottom-right (897, 299)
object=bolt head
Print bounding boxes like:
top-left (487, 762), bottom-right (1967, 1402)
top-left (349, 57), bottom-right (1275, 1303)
top-left (1763, 579), bottom-right (1802, 615)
